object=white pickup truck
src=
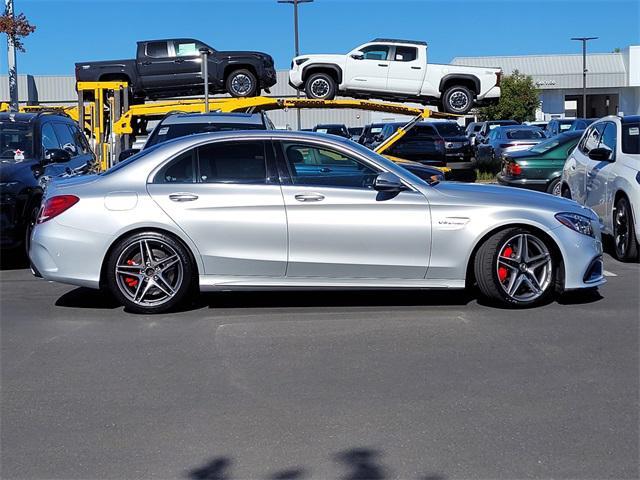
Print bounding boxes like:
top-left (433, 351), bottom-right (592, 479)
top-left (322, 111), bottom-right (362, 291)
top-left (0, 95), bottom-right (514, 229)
top-left (288, 39), bottom-right (502, 115)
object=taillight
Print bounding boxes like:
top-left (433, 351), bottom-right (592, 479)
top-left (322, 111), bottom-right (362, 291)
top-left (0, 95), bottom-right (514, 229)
top-left (506, 163), bottom-right (522, 176)
top-left (37, 195), bottom-right (79, 224)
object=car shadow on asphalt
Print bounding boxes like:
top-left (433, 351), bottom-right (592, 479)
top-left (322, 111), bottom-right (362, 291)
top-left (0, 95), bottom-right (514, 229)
top-left (55, 287), bottom-right (121, 309)
top-left (0, 251), bottom-right (29, 271)
top-left (185, 447), bottom-right (447, 480)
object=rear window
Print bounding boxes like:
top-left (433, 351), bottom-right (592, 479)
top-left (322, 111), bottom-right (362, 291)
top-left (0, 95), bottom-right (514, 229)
top-left (407, 125), bottom-right (437, 139)
top-left (621, 122), bottom-right (639, 154)
top-left (434, 123), bottom-right (463, 136)
top-left (146, 122), bottom-right (265, 148)
top-left (0, 121), bottom-right (34, 161)
top-left (505, 129), bottom-right (545, 139)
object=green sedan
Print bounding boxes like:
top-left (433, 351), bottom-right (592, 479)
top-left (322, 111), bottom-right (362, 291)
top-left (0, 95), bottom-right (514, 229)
top-left (497, 130), bottom-right (583, 195)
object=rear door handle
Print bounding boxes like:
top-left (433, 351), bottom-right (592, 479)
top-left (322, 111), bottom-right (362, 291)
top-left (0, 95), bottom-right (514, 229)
top-left (294, 193), bottom-right (325, 202)
top-left (378, 63), bottom-right (389, 67)
top-left (411, 66), bottom-right (422, 70)
top-left (169, 193), bottom-right (199, 202)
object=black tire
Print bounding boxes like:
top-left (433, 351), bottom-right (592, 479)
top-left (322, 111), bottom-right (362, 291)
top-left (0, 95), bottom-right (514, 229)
top-left (226, 69), bottom-right (258, 98)
top-left (106, 231), bottom-right (194, 314)
top-left (442, 85), bottom-right (474, 115)
top-left (474, 227), bottom-right (556, 307)
top-left (547, 177), bottom-right (562, 196)
top-left (24, 203), bottom-right (40, 258)
top-left (304, 72), bottom-right (337, 100)
top-left (612, 196), bottom-right (639, 262)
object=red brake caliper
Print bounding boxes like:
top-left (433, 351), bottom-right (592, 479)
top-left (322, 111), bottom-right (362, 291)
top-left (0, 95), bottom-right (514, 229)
top-left (124, 259), bottom-right (139, 288)
top-left (498, 246), bottom-right (513, 282)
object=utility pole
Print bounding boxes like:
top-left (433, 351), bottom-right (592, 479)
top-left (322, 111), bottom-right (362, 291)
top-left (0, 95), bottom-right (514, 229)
top-left (5, 0), bottom-right (18, 111)
top-left (278, 0), bottom-right (313, 130)
top-left (199, 47), bottom-right (212, 113)
top-left (571, 37), bottom-right (598, 118)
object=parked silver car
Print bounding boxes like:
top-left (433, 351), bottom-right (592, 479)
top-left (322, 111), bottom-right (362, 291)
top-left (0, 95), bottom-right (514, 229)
top-left (561, 115), bottom-right (640, 261)
top-left (30, 131), bottom-right (604, 313)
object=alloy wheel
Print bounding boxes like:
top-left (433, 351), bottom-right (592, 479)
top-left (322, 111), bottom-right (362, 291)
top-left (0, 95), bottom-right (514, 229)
top-left (449, 91), bottom-right (470, 112)
top-left (310, 78), bottom-right (330, 98)
top-left (496, 233), bottom-right (553, 302)
top-left (115, 238), bottom-right (184, 307)
top-left (231, 74), bottom-right (253, 95)
top-left (615, 201), bottom-right (630, 257)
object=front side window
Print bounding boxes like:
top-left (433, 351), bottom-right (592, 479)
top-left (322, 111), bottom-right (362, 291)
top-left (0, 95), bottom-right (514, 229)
top-left (41, 123), bottom-right (61, 151)
top-left (173, 40), bottom-right (205, 57)
top-left (394, 46), bottom-right (417, 62)
top-left (68, 124), bottom-right (91, 155)
top-left (198, 141), bottom-right (267, 184)
top-left (145, 41), bottom-right (169, 58)
top-left (599, 123), bottom-right (617, 159)
top-left (52, 123), bottom-right (77, 156)
top-left (580, 124), bottom-right (605, 154)
top-left (282, 142), bottom-right (379, 189)
top-left (361, 45), bottom-right (390, 61)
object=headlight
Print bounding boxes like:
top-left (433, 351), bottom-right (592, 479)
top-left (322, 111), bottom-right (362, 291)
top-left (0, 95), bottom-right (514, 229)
top-left (295, 58), bottom-right (309, 66)
top-left (555, 212), bottom-right (594, 237)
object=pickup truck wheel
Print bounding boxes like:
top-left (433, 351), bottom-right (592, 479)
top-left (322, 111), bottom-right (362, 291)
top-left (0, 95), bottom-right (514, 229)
top-left (305, 72), bottom-right (336, 100)
top-left (226, 69), bottom-right (258, 97)
top-left (442, 85), bottom-right (474, 115)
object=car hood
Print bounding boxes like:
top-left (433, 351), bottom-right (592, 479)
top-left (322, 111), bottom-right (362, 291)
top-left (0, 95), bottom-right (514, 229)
top-left (295, 54), bottom-right (345, 64)
top-left (219, 51), bottom-right (273, 63)
top-left (431, 181), bottom-right (594, 216)
top-left (0, 159), bottom-right (38, 183)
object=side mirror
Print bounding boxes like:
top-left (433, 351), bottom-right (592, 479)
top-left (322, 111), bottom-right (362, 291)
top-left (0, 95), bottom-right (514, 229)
top-left (118, 148), bottom-right (140, 162)
top-left (350, 51), bottom-right (364, 60)
top-left (588, 147), bottom-right (613, 162)
top-left (374, 172), bottom-right (405, 192)
top-left (43, 148), bottom-right (71, 164)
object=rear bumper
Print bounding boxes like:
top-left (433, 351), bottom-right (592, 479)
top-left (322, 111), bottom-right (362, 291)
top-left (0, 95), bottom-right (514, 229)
top-left (477, 86), bottom-right (501, 102)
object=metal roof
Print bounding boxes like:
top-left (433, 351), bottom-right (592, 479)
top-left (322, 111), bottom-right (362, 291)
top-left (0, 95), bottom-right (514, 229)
top-left (451, 52), bottom-right (629, 89)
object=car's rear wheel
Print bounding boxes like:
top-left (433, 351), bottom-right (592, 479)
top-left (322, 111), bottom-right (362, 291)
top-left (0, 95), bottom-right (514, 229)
top-left (474, 228), bottom-right (556, 307)
top-left (226, 69), bottom-right (258, 97)
top-left (442, 85), bottom-right (474, 115)
top-left (613, 196), bottom-right (639, 262)
top-left (305, 72), bottom-right (336, 100)
top-left (106, 232), bottom-right (194, 313)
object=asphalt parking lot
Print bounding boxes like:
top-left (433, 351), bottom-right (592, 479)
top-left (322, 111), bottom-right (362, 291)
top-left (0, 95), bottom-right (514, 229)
top-left (1, 251), bottom-right (638, 480)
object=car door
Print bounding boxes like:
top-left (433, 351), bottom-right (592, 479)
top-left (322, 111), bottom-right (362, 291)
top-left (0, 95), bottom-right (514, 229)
top-left (386, 45), bottom-right (424, 94)
top-left (138, 41), bottom-right (180, 91)
top-left (585, 121), bottom-right (617, 221)
top-left (567, 123), bottom-right (604, 204)
top-left (51, 122), bottom-right (92, 173)
top-left (477, 128), bottom-right (497, 162)
top-left (147, 139), bottom-right (287, 277)
top-left (344, 43), bottom-right (391, 91)
top-left (169, 39), bottom-right (209, 88)
top-left (275, 139), bottom-right (431, 279)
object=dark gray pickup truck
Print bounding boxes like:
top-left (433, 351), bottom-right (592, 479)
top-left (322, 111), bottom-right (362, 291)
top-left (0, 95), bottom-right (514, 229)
top-left (75, 38), bottom-right (277, 101)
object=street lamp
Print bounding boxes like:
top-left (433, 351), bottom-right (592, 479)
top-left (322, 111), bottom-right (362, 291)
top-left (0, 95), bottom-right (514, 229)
top-left (278, 0), bottom-right (313, 129)
top-left (571, 37), bottom-right (598, 118)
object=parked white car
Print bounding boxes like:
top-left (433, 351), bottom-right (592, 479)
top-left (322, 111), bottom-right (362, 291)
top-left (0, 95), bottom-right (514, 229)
top-left (288, 39), bottom-right (501, 115)
top-left (561, 115), bottom-right (640, 261)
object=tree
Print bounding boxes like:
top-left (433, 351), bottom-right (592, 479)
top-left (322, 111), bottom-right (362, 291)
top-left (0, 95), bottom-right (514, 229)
top-left (477, 70), bottom-right (540, 123)
top-left (0, 4), bottom-right (35, 52)
top-left (612, 47), bottom-right (621, 53)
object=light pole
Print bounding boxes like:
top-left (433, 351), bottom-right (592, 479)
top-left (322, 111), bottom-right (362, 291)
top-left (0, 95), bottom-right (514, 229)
top-left (278, 0), bottom-right (313, 129)
top-left (571, 37), bottom-right (598, 118)
top-left (199, 46), bottom-right (212, 113)
top-left (5, 0), bottom-right (18, 111)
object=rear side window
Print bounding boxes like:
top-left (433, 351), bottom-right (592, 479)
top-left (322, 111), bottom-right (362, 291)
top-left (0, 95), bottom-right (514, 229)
top-left (146, 42), bottom-right (169, 58)
top-left (621, 122), bottom-right (639, 154)
top-left (394, 46), bottom-right (417, 62)
top-left (156, 150), bottom-right (196, 184)
top-left (197, 141), bottom-right (267, 184)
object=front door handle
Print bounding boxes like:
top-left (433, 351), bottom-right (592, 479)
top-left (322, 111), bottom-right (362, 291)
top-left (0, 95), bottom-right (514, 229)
top-left (378, 63), bottom-right (389, 67)
top-left (169, 193), bottom-right (199, 202)
top-left (142, 61), bottom-right (152, 66)
top-left (411, 66), bottom-right (422, 70)
top-left (174, 58), bottom-right (185, 63)
top-left (294, 193), bottom-right (325, 202)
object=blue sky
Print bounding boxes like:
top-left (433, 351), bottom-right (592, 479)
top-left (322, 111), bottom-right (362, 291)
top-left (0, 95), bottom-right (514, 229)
top-left (3, 0), bottom-right (639, 75)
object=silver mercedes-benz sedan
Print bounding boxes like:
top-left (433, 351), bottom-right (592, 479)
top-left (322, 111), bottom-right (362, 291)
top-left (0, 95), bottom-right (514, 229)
top-left (30, 131), bottom-right (605, 314)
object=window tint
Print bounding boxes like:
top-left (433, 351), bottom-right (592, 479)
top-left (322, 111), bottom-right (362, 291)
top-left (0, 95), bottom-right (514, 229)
top-left (283, 143), bottom-right (379, 189)
top-left (41, 123), bottom-right (60, 151)
top-left (52, 123), bottom-right (77, 156)
top-left (68, 124), bottom-right (91, 155)
top-left (394, 46), bottom-right (417, 62)
top-left (599, 123), bottom-right (617, 158)
top-left (146, 41), bottom-right (169, 58)
top-left (156, 149), bottom-right (196, 184)
top-left (361, 45), bottom-right (389, 61)
top-left (198, 141), bottom-right (267, 184)
top-left (621, 122), bottom-right (639, 154)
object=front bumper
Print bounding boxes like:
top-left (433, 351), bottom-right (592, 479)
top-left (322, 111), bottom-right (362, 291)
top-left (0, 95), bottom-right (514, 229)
top-left (260, 66), bottom-right (278, 88)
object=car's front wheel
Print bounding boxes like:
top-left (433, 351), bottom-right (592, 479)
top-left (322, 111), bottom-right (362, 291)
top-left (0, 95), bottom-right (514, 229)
top-left (613, 196), bottom-right (639, 262)
top-left (226, 69), bottom-right (258, 97)
top-left (474, 228), bottom-right (556, 307)
top-left (106, 231), bottom-right (194, 313)
top-left (304, 72), bottom-right (336, 100)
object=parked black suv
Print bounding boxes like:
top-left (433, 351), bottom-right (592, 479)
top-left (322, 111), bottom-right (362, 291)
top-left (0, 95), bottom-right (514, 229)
top-left (0, 112), bottom-right (95, 253)
top-left (76, 38), bottom-right (277, 101)
top-left (312, 124), bottom-right (350, 138)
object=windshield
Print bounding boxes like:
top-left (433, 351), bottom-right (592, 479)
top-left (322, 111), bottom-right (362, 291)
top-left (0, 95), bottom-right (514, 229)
top-left (505, 129), bottom-right (545, 140)
top-left (0, 122), bottom-right (34, 162)
top-left (146, 122), bottom-right (265, 148)
top-left (434, 123), bottom-right (463, 136)
top-left (622, 122), bottom-right (639, 154)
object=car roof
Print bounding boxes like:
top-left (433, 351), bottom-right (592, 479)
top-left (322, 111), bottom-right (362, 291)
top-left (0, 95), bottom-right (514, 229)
top-left (495, 125), bottom-right (541, 130)
top-left (371, 38), bottom-right (427, 46)
top-left (314, 124), bottom-right (347, 128)
top-left (0, 112), bottom-right (70, 123)
top-left (160, 112), bottom-right (264, 126)
top-left (621, 115), bottom-right (640, 123)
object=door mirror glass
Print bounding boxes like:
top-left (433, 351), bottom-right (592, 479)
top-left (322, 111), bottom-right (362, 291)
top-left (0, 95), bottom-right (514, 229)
top-left (43, 148), bottom-right (71, 164)
top-left (588, 147), bottom-right (613, 162)
top-left (350, 51), bottom-right (364, 60)
top-left (374, 172), bottom-right (405, 192)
